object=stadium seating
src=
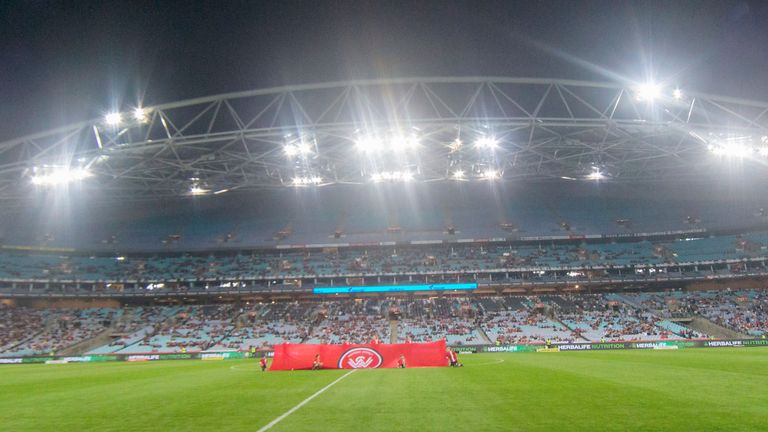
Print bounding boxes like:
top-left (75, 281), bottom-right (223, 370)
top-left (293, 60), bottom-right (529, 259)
top-left (621, 290), bottom-right (768, 337)
top-left (2, 307), bottom-right (119, 356)
top-left (3, 289), bottom-right (755, 357)
top-left (2, 181), bottom-right (767, 251)
top-left (1, 231), bottom-right (767, 288)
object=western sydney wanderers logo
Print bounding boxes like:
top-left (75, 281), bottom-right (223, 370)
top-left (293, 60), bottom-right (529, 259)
top-left (337, 347), bottom-right (384, 369)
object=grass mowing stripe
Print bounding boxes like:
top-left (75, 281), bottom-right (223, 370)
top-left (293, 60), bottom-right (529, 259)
top-left (256, 369), bottom-right (357, 432)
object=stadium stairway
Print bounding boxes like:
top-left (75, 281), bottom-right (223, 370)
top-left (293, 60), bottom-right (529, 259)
top-left (476, 326), bottom-right (492, 345)
top-left (59, 327), bottom-right (116, 356)
top-left (389, 320), bottom-right (399, 344)
top-left (554, 316), bottom-right (591, 342)
top-left (611, 293), bottom-right (648, 312)
top-left (0, 329), bottom-right (43, 356)
top-left (687, 316), bottom-right (749, 339)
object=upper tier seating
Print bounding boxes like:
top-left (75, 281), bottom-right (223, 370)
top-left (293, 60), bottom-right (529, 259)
top-left (2, 181), bottom-right (767, 251)
top-left (1, 232), bottom-right (766, 285)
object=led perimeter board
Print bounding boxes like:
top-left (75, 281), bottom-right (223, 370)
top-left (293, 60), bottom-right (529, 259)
top-left (313, 282), bottom-right (477, 294)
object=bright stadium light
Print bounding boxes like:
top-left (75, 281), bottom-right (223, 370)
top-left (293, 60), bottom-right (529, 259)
top-left (284, 139), bottom-right (313, 157)
top-left (30, 167), bottom-right (92, 186)
top-left (710, 136), bottom-right (755, 158)
top-left (189, 185), bottom-right (210, 195)
top-left (297, 141), bottom-right (312, 154)
top-left (480, 169), bottom-right (499, 180)
top-left (381, 171), bottom-right (399, 180)
top-left (448, 138), bottom-right (463, 152)
top-left (710, 143), bottom-right (752, 158)
top-left (291, 176), bottom-right (322, 186)
top-left (452, 169), bottom-right (465, 180)
top-left (672, 88), bottom-right (683, 100)
top-left (371, 170), bottom-right (413, 183)
top-left (390, 134), bottom-right (419, 152)
top-left (356, 136), bottom-right (381, 152)
top-left (284, 145), bottom-right (299, 157)
top-left (105, 112), bottom-right (122, 126)
top-left (474, 136), bottom-right (498, 149)
top-left (635, 83), bottom-right (662, 101)
top-left (133, 107), bottom-right (149, 123)
top-left (586, 168), bottom-right (606, 181)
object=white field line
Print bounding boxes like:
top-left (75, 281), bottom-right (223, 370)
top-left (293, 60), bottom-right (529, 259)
top-left (467, 358), bottom-right (505, 367)
top-left (230, 364), bottom-right (256, 371)
top-left (255, 369), bottom-right (357, 432)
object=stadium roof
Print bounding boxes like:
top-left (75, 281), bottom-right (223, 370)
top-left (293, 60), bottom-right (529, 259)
top-left (2, 76), bottom-right (768, 201)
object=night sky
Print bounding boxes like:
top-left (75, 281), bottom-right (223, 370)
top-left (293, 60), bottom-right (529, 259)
top-left (1, 0), bottom-right (767, 142)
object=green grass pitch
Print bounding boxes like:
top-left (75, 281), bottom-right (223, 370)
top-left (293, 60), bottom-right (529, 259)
top-left (1, 348), bottom-right (766, 431)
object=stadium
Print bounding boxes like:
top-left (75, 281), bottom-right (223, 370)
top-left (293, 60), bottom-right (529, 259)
top-left (2, 2), bottom-right (768, 431)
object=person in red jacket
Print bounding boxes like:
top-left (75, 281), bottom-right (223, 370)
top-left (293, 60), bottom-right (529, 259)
top-left (447, 349), bottom-right (463, 367)
top-left (370, 335), bottom-right (381, 345)
top-left (312, 354), bottom-right (323, 370)
top-left (259, 356), bottom-right (268, 372)
top-left (397, 354), bottom-right (406, 368)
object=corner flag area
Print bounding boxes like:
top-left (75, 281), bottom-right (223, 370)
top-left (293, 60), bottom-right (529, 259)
top-left (2, 349), bottom-right (766, 431)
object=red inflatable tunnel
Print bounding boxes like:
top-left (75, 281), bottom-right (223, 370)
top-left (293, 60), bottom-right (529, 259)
top-left (270, 340), bottom-right (448, 370)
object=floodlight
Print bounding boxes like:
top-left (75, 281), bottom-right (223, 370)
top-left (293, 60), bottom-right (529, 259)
top-left (30, 167), bottom-right (92, 186)
top-left (474, 136), bottom-right (498, 149)
top-left (284, 145), bottom-right (299, 156)
top-left (371, 171), bottom-right (412, 183)
top-left (189, 185), bottom-right (210, 195)
top-left (586, 169), bottom-right (605, 181)
top-left (710, 136), bottom-right (755, 158)
top-left (711, 144), bottom-right (752, 158)
top-left (452, 170), bottom-right (465, 180)
top-left (448, 138), bottom-right (463, 153)
top-left (635, 83), bottom-right (662, 101)
top-left (291, 176), bottom-right (322, 186)
top-left (480, 169), bottom-right (499, 180)
top-left (297, 142), bottom-right (312, 154)
top-left (356, 136), bottom-right (380, 152)
top-left (672, 88), bottom-right (683, 100)
top-left (105, 112), bottom-right (122, 126)
top-left (133, 108), bottom-right (148, 122)
top-left (391, 134), bottom-right (419, 151)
